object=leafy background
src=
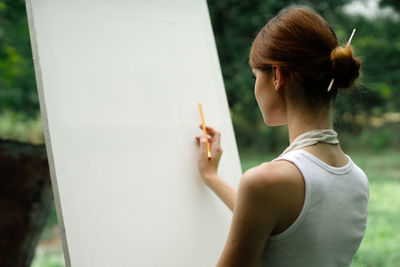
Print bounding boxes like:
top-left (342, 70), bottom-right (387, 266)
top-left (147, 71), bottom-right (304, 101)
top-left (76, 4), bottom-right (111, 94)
top-left (0, 0), bottom-right (398, 266)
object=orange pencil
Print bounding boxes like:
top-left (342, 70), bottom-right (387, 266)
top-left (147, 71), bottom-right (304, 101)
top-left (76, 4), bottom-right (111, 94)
top-left (198, 102), bottom-right (211, 160)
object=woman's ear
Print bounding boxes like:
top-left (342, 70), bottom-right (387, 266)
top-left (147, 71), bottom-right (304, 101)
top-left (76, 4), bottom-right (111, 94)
top-left (273, 65), bottom-right (285, 91)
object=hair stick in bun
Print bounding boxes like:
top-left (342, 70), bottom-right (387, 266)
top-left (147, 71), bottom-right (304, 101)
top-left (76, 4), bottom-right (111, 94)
top-left (327, 28), bottom-right (356, 92)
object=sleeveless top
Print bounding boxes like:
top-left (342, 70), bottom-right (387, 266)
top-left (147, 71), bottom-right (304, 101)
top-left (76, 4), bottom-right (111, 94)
top-left (259, 148), bottom-right (369, 267)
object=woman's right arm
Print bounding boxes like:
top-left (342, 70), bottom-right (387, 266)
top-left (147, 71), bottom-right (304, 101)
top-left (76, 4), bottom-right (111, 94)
top-left (203, 174), bottom-right (237, 212)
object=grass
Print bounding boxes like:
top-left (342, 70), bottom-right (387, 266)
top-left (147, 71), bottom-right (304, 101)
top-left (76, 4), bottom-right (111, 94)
top-left (31, 249), bottom-right (65, 267)
top-left (31, 149), bottom-right (400, 266)
top-left (349, 151), bottom-right (400, 267)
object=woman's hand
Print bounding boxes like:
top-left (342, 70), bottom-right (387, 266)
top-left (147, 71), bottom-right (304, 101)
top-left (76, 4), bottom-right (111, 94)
top-left (195, 124), bottom-right (223, 182)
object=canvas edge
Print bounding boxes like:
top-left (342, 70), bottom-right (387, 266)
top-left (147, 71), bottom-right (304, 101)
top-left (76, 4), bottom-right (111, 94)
top-left (24, 0), bottom-right (72, 266)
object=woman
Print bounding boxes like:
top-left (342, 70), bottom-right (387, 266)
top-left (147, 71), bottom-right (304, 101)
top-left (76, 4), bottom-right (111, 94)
top-left (195, 7), bottom-right (369, 267)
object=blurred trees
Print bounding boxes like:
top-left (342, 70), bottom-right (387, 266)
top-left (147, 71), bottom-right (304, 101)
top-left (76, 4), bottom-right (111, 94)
top-left (0, 0), bottom-right (398, 265)
top-left (207, 0), bottom-right (400, 152)
top-left (0, 0), bottom-right (399, 152)
top-left (0, 0), bottom-right (37, 119)
top-left (381, 0), bottom-right (400, 11)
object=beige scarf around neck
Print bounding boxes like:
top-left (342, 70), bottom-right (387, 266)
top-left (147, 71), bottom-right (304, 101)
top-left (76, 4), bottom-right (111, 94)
top-left (277, 128), bottom-right (339, 158)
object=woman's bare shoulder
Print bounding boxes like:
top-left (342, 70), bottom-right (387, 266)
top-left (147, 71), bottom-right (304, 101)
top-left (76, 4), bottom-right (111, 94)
top-left (243, 160), bottom-right (305, 233)
top-left (244, 160), bottom-right (304, 188)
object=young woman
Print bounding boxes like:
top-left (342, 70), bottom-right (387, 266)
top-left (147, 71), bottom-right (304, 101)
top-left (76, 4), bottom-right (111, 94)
top-left (195, 7), bottom-right (369, 267)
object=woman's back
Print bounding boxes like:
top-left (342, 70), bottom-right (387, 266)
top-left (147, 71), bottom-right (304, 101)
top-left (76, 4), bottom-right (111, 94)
top-left (260, 148), bottom-right (369, 267)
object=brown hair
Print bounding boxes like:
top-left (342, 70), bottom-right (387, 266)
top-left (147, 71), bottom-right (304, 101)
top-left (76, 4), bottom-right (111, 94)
top-left (249, 7), bottom-right (361, 108)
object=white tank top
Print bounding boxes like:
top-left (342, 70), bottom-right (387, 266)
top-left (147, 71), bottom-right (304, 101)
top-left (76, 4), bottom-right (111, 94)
top-left (259, 149), bottom-right (369, 267)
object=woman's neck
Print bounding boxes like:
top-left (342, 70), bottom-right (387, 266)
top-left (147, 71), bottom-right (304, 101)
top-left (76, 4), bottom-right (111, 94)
top-left (286, 104), bottom-right (333, 144)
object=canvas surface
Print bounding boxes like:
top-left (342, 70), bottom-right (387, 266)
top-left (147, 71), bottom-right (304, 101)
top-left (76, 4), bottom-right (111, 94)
top-left (26, 0), bottom-right (242, 266)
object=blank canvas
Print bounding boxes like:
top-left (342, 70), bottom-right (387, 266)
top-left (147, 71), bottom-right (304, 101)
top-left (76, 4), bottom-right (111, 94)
top-left (26, 0), bottom-right (243, 266)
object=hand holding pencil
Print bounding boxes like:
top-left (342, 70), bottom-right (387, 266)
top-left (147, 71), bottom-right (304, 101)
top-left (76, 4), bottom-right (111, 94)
top-left (195, 103), bottom-right (223, 181)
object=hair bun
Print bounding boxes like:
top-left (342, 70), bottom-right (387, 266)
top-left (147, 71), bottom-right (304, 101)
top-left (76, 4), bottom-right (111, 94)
top-left (329, 45), bottom-right (361, 90)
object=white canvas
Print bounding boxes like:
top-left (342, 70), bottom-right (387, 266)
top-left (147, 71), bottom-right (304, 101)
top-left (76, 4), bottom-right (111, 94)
top-left (26, 0), bottom-right (243, 266)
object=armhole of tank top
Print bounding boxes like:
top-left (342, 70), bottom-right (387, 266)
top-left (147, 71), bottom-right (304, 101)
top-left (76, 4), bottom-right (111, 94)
top-left (267, 156), bottom-right (311, 242)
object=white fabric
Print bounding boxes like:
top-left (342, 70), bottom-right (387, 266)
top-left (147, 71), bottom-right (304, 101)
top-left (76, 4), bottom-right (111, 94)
top-left (260, 129), bottom-right (369, 267)
top-left (278, 129), bottom-right (339, 158)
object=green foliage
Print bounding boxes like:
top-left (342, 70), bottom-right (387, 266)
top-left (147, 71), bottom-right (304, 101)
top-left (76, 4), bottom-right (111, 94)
top-left (206, 0), bottom-right (400, 151)
top-left (339, 123), bottom-right (400, 153)
top-left (0, 0), bottom-right (38, 118)
top-left (0, 109), bottom-right (43, 143)
top-left (381, 0), bottom-right (400, 12)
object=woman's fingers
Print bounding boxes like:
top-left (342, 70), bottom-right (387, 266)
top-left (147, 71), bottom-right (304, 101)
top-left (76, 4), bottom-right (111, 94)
top-left (198, 124), bottom-right (220, 137)
top-left (198, 124), bottom-right (221, 145)
top-left (195, 136), bottom-right (211, 145)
